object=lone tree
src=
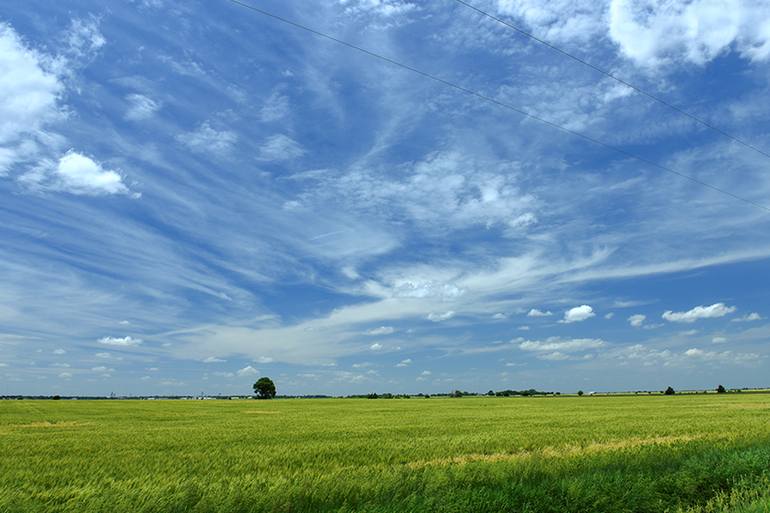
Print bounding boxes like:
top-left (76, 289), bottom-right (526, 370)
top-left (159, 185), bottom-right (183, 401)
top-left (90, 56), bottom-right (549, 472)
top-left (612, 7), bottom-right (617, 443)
top-left (577, 390), bottom-right (584, 396)
top-left (253, 377), bottom-right (276, 399)
top-left (664, 386), bottom-right (675, 395)
top-left (716, 384), bottom-right (727, 394)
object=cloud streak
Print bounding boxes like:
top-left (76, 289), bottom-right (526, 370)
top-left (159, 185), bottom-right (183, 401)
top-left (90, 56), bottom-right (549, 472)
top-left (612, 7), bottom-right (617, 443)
top-left (662, 303), bottom-right (737, 323)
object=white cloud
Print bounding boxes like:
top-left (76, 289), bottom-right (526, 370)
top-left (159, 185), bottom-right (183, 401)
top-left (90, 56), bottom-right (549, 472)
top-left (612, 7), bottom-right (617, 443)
top-left (384, 275), bottom-right (464, 300)
top-left (420, 370), bottom-right (431, 376)
top-left (539, 351), bottom-right (570, 361)
top-left (58, 372), bottom-right (72, 379)
top-left (236, 365), bottom-right (258, 377)
top-left (340, 0), bottom-right (417, 18)
top-left (487, 0), bottom-right (770, 90)
top-left (683, 347), bottom-right (759, 363)
top-left (396, 358), bottom-right (412, 367)
top-left (306, 151), bottom-right (537, 234)
top-left (492, 312), bottom-right (507, 319)
top-left (628, 314), bottom-right (646, 327)
top-left (684, 347), bottom-right (704, 357)
top-left (98, 335), bottom-right (142, 346)
top-left (332, 370), bottom-right (368, 384)
top-left (732, 312), bottom-right (763, 322)
top-left (64, 17), bottom-right (105, 61)
top-left (0, 24), bottom-right (62, 142)
top-left (712, 336), bottom-right (727, 344)
top-left (519, 337), bottom-right (605, 352)
top-left (341, 266), bottom-right (360, 279)
top-left (52, 348), bottom-right (66, 355)
top-left (260, 90), bottom-right (290, 122)
top-left (527, 308), bottom-right (552, 317)
top-left (125, 93), bottom-right (160, 121)
top-left (258, 134), bottom-right (305, 161)
top-left (20, 150), bottom-right (135, 196)
top-left (0, 23), bottom-right (62, 174)
top-left (497, 0), bottom-right (606, 45)
top-left (365, 326), bottom-right (395, 335)
top-left (0, 362), bottom-right (7, 367)
top-left (609, 0), bottom-right (770, 68)
top-left (495, 1), bottom-right (770, 69)
top-left (604, 312), bottom-right (615, 319)
top-left (662, 303), bottom-right (736, 323)
top-left (95, 352), bottom-right (122, 360)
top-left (611, 343), bottom-right (759, 367)
top-left (256, 356), bottom-right (274, 363)
top-left (427, 310), bottom-right (455, 322)
top-left (178, 121), bottom-right (237, 157)
top-left (561, 305), bottom-right (595, 323)
top-left (0, 22), bottom-right (127, 201)
top-left (90, 365), bottom-right (114, 372)
top-left (0, 147), bottom-right (16, 175)
top-left (49, 150), bottom-right (130, 195)
top-left (611, 344), bottom-right (676, 367)
top-left (369, 342), bottom-right (383, 351)
top-left (203, 356), bottom-right (225, 363)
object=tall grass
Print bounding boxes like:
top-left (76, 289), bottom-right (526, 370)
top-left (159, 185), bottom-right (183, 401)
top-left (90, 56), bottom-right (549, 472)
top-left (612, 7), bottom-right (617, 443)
top-left (1, 394), bottom-right (769, 512)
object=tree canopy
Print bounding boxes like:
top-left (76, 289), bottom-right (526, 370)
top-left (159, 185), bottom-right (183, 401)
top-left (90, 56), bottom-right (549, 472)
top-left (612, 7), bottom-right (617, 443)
top-left (253, 377), bottom-right (276, 399)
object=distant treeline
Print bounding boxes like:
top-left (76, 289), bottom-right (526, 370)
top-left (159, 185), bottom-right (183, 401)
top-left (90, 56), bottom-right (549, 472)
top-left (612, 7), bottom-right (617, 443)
top-left (349, 389), bottom-right (554, 399)
top-left (2, 387), bottom-right (768, 401)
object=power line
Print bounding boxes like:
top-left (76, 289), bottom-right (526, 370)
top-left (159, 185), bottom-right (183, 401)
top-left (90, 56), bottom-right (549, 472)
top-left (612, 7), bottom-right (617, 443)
top-left (451, 0), bottom-right (770, 162)
top-left (225, 0), bottom-right (770, 213)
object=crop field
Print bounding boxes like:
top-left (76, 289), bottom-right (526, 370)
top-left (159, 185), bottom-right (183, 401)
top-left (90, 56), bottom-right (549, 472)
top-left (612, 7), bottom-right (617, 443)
top-left (2, 395), bottom-right (770, 513)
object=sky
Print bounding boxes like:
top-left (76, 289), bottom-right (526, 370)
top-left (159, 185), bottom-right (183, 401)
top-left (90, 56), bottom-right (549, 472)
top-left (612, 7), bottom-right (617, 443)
top-left (2, 0), bottom-right (770, 396)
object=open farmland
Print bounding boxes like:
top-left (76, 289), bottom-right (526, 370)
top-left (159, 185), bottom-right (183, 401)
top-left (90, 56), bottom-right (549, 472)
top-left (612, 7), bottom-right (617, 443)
top-left (2, 395), bottom-right (770, 513)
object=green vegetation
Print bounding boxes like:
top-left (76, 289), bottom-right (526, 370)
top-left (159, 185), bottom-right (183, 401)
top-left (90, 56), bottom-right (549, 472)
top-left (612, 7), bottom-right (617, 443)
top-left (1, 394), bottom-right (770, 512)
top-left (253, 377), bottom-right (276, 399)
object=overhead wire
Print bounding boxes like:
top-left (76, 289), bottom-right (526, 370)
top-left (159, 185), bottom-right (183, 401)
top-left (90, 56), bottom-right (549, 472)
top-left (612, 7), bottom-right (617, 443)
top-left (225, 0), bottom-right (770, 213)
top-left (451, 0), bottom-right (770, 163)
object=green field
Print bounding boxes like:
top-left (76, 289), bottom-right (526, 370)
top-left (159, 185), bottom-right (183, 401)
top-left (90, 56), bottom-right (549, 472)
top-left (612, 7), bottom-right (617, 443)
top-left (2, 395), bottom-right (770, 512)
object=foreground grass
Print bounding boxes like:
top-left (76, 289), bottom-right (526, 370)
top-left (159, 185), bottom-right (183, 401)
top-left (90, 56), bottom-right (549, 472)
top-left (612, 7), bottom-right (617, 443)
top-left (1, 394), bottom-right (770, 512)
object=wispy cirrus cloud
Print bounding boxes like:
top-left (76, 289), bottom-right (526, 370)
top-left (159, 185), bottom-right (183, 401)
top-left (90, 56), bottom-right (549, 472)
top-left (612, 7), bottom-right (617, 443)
top-left (258, 134), bottom-right (305, 161)
top-left (519, 337), bottom-right (605, 353)
top-left (177, 121), bottom-right (237, 157)
top-left (125, 93), bottom-right (161, 121)
top-left (3, 1), bottom-right (770, 396)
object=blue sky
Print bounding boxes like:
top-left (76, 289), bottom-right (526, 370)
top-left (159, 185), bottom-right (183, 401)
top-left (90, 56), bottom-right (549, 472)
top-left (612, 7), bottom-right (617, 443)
top-left (2, 0), bottom-right (770, 396)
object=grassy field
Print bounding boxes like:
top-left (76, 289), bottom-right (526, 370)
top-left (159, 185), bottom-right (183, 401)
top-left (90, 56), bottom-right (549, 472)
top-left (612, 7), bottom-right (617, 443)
top-left (2, 395), bottom-right (770, 512)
